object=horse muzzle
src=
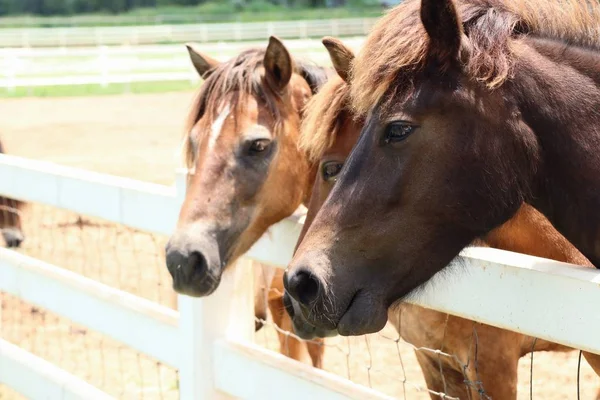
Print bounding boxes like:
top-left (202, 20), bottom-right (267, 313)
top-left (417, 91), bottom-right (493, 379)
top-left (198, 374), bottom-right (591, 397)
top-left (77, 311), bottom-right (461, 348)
top-left (165, 229), bottom-right (223, 297)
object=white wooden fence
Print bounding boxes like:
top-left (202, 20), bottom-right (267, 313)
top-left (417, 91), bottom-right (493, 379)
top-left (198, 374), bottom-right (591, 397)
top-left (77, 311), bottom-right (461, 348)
top-left (0, 19), bottom-right (377, 48)
top-left (0, 153), bottom-right (599, 399)
top-left (0, 37), bottom-right (366, 90)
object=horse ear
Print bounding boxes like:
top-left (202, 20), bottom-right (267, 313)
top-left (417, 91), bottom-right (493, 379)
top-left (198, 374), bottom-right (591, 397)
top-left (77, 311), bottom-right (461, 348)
top-left (322, 36), bottom-right (354, 82)
top-left (420, 0), bottom-right (463, 68)
top-left (264, 36), bottom-right (293, 92)
top-left (185, 43), bottom-right (220, 79)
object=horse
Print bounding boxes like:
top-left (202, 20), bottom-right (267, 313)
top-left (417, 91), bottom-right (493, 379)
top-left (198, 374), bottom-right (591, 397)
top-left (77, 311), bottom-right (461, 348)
top-left (0, 140), bottom-right (24, 248)
top-left (290, 36), bottom-right (600, 399)
top-left (284, 0), bottom-right (600, 339)
top-left (165, 36), bottom-right (330, 367)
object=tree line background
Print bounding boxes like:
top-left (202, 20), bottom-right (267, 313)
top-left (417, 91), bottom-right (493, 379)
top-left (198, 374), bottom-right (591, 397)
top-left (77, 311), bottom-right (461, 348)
top-left (0, 0), bottom-right (377, 16)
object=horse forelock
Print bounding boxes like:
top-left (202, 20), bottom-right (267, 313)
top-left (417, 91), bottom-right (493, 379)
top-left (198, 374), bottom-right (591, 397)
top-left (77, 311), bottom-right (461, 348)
top-left (300, 76), bottom-right (353, 163)
top-left (350, 0), bottom-right (600, 116)
top-left (182, 48), bottom-right (331, 169)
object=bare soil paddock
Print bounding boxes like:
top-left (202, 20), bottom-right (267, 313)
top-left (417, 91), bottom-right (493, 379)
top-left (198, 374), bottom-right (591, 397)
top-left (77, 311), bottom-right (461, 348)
top-left (0, 92), bottom-right (598, 399)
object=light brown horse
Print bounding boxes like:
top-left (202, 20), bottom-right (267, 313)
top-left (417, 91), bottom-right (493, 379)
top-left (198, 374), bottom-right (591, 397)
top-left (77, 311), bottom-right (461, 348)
top-left (165, 37), bottom-right (329, 367)
top-left (285, 0), bottom-right (600, 340)
top-left (0, 140), bottom-right (24, 248)
top-left (289, 36), bottom-right (600, 399)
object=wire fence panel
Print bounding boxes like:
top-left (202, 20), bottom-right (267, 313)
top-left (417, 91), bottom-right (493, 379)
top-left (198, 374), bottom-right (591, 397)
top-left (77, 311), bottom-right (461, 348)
top-left (0, 204), bottom-right (179, 399)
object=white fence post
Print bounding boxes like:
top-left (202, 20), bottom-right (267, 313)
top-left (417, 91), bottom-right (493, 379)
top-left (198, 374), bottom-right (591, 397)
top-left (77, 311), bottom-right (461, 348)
top-left (175, 170), bottom-right (255, 400)
top-left (60, 28), bottom-right (67, 49)
top-left (234, 23), bottom-right (242, 42)
top-left (5, 52), bottom-right (17, 94)
top-left (300, 21), bottom-right (308, 39)
top-left (95, 28), bottom-right (102, 46)
top-left (98, 46), bottom-right (109, 88)
top-left (331, 19), bottom-right (339, 37)
top-left (132, 27), bottom-right (139, 46)
top-left (362, 18), bottom-right (370, 35)
top-left (20, 31), bottom-right (29, 48)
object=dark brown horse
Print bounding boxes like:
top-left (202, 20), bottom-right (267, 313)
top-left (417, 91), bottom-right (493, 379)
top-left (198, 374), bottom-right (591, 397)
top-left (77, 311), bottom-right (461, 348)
top-left (293, 36), bottom-right (600, 399)
top-left (0, 140), bottom-right (24, 248)
top-left (165, 37), bottom-right (329, 367)
top-left (285, 0), bottom-right (600, 337)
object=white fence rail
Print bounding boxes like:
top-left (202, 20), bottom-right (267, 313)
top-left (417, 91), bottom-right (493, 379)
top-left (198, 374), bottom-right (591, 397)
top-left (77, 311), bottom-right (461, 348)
top-left (0, 19), bottom-right (377, 48)
top-left (0, 153), bottom-right (599, 399)
top-left (0, 37), bottom-right (366, 90)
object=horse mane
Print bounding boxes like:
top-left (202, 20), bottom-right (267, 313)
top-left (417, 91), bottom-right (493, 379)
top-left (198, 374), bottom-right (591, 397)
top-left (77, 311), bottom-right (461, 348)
top-left (183, 48), bottom-right (330, 169)
top-left (300, 75), bottom-right (354, 162)
top-left (351, 0), bottom-right (600, 115)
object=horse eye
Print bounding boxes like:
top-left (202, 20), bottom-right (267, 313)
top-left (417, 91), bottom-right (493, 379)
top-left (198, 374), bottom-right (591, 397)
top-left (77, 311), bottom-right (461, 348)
top-left (384, 122), bottom-right (417, 144)
top-left (248, 139), bottom-right (271, 155)
top-left (321, 161), bottom-right (344, 182)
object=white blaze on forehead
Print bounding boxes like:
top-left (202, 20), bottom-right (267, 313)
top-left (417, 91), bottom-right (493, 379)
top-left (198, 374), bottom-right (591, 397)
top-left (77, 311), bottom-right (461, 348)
top-left (208, 104), bottom-right (231, 151)
top-left (247, 123), bottom-right (271, 138)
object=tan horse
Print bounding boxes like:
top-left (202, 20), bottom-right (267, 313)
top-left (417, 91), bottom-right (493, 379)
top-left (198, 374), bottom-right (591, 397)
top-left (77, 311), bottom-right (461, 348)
top-left (166, 37), bottom-right (330, 367)
top-left (291, 36), bottom-right (600, 399)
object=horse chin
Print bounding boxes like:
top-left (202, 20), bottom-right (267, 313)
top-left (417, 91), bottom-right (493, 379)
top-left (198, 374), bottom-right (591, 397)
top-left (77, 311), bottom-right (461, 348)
top-left (283, 291), bottom-right (338, 339)
top-left (336, 290), bottom-right (388, 337)
top-left (292, 319), bottom-right (338, 340)
top-left (2, 228), bottom-right (24, 248)
top-left (172, 270), bottom-right (222, 297)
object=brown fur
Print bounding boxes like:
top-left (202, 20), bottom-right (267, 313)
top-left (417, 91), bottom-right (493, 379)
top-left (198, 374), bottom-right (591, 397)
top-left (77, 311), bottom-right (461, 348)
top-left (350, 0), bottom-right (600, 115)
top-left (299, 48), bottom-right (600, 398)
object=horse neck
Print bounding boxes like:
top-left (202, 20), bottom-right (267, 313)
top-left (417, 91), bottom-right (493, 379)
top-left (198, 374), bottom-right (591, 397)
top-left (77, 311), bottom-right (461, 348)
top-left (484, 204), bottom-right (592, 267)
top-left (510, 37), bottom-right (600, 266)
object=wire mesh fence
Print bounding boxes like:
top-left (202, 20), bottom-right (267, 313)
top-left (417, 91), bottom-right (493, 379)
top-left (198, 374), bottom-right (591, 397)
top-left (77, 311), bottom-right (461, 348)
top-left (0, 385), bottom-right (26, 400)
top-left (253, 284), bottom-right (600, 400)
top-left (0, 202), bottom-right (178, 400)
top-left (1, 201), bottom-right (600, 399)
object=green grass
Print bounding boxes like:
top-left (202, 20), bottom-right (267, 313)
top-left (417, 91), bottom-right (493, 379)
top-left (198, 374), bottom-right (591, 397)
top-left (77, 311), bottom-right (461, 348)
top-left (0, 2), bottom-right (384, 28)
top-left (0, 80), bottom-right (198, 98)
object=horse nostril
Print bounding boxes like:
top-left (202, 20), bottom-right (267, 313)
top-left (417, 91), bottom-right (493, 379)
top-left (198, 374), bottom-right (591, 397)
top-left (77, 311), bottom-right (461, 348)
top-left (2, 229), bottom-right (24, 248)
top-left (166, 246), bottom-right (211, 283)
top-left (5, 236), bottom-right (23, 248)
top-left (165, 248), bottom-right (184, 278)
top-left (287, 269), bottom-right (321, 307)
top-left (185, 251), bottom-right (208, 280)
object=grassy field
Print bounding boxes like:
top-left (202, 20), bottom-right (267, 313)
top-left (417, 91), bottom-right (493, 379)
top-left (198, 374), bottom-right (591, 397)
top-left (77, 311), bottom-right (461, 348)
top-left (0, 2), bottom-right (385, 28)
top-left (0, 80), bottom-right (198, 98)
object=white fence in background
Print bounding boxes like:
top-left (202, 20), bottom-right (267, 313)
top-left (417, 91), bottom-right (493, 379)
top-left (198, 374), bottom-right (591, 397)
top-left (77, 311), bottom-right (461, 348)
top-left (0, 37), bottom-right (366, 90)
top-left (0, 18), bottom-right (377, 48)
top-left (0, 153), bottom-right (599, 399)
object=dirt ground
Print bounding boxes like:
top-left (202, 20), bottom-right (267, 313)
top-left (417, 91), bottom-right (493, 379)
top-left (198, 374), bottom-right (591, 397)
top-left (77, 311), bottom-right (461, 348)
top-left (0, 92), bottom-right (598, 399)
